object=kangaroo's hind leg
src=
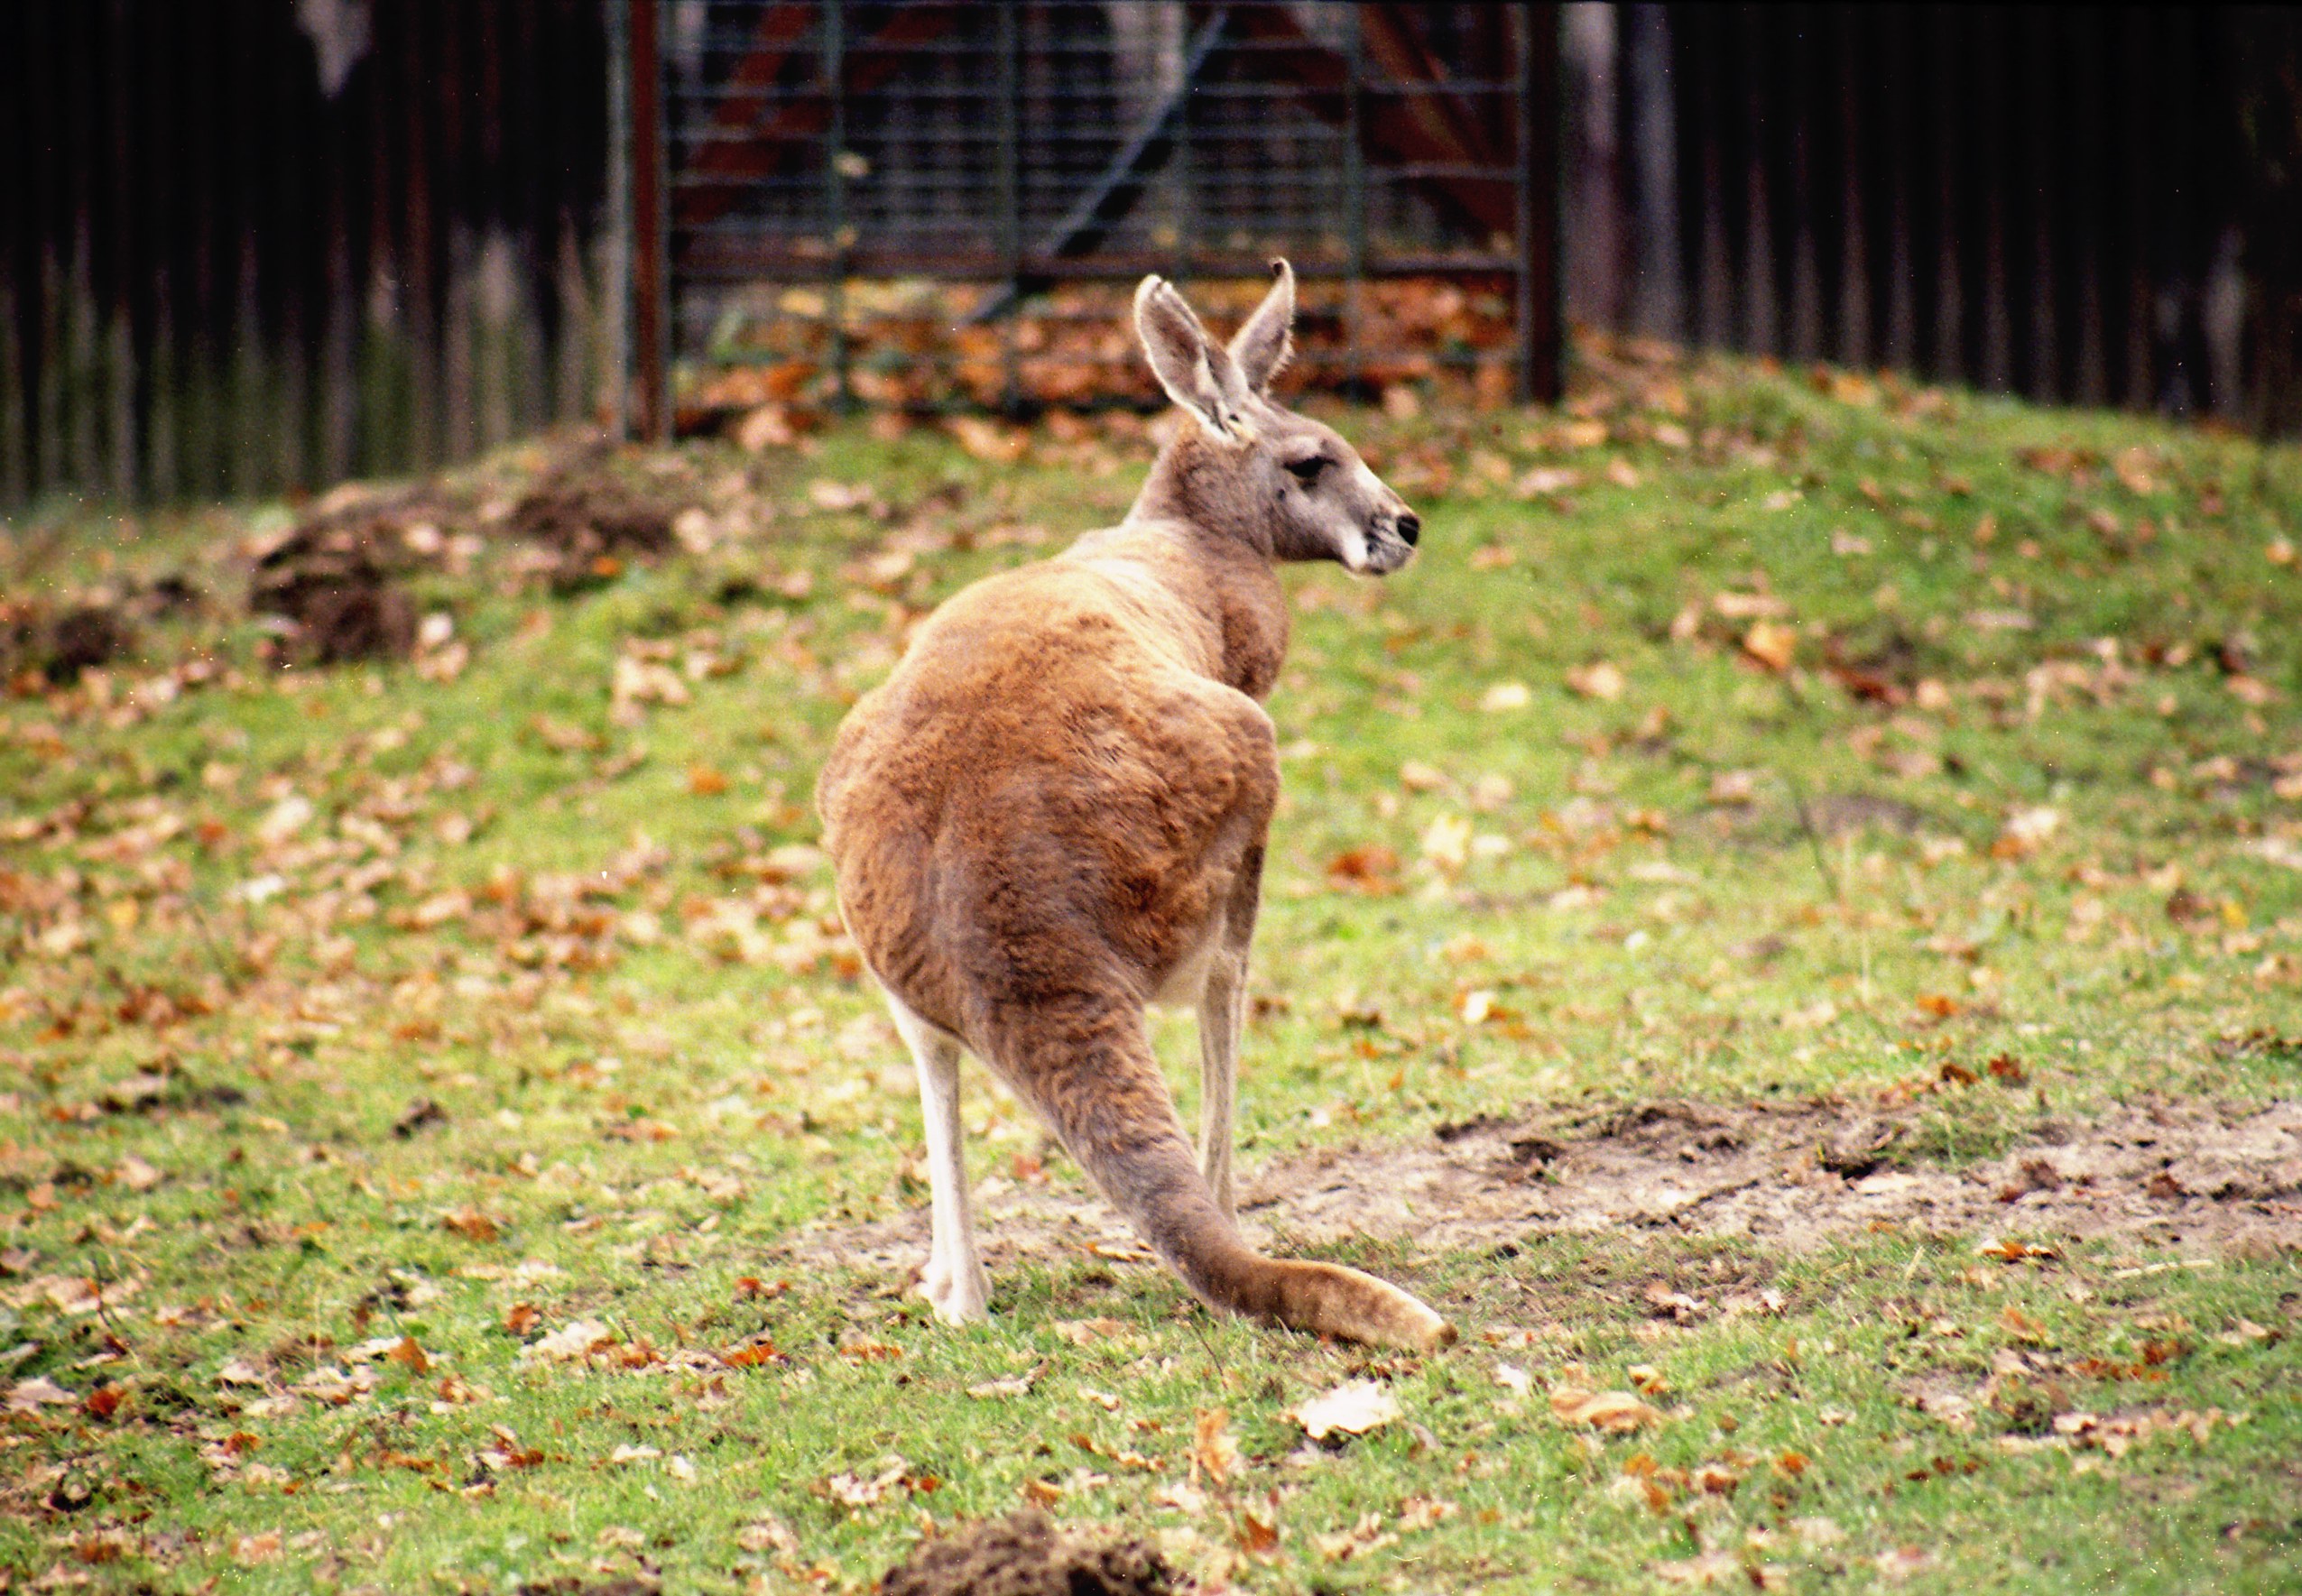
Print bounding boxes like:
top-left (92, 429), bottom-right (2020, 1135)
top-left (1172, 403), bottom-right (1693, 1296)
top-left (887, 993), bottom-right (990, 1324)
top-left (1196, 841), bottom-right (1266, 1222)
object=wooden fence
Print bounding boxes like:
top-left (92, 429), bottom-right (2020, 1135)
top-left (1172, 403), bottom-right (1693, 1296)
top-left (1565, 5), bottom-right (2298, 429)
top-left (0, 0), bottom-right (611, 509)
top-left (5, 4), bottom-right (2299, 511)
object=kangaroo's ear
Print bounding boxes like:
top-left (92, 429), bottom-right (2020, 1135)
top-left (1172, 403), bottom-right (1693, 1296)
top-left (1134, 275), bottom-right (1251, 441)
top-left (1229, 259), bottom-right (1295, 392)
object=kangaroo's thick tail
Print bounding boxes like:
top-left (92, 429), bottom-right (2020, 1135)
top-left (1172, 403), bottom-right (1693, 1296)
top-left (990, 1002), bottom-right (1455, 1352)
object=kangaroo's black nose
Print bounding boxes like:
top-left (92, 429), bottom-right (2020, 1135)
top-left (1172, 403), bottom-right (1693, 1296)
top-left (1395, 512), bottom-right (1420, 547)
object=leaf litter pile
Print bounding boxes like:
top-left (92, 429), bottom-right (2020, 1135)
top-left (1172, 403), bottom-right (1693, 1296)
top-left (1, 333), bottom-right (2298, 1592)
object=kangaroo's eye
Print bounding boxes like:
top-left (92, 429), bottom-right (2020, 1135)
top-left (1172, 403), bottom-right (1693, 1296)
top-left (1285, 455), bottom-right (1327, 484)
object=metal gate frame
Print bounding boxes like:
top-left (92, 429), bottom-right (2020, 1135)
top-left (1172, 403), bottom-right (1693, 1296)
top-left (610, 1), bottom-right (1563, 440)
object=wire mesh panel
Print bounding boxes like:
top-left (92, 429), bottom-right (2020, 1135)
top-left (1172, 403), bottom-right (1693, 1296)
top-left (652, 1), bottom-right (1556, 429)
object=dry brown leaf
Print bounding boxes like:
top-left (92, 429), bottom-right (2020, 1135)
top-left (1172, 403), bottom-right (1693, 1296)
top-left (1549, 1386), bottom-right (1663, 1432)
top-left (1566, 660), bottom-right (1626, 700)
top-left (1742, 621), bottom-right (1798, 672)
top-left (1192, 1407), bottom-right (1239, 1485)
top-left (439, 1207), bottom-right (501, 1243)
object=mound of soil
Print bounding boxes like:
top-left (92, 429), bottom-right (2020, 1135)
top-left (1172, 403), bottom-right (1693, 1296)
top-left (506, 455), bottom-right (689, 591)
top-left (249, 489), bottom-right (453, 663)
top-left (878, 1513), bottom-right (1184, 1596)
top-left (3, 577), bottom-right (208, 685)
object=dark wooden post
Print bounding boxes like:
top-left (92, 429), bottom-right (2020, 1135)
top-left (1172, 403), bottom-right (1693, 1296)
top-left (1517, 2), bottom-right (1563, 405)
top-left (629, 0), bottom-right (669, 441)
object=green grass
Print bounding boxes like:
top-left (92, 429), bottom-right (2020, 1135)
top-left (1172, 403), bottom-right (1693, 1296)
top-left (2, 346), bottom-right (2298, 1592)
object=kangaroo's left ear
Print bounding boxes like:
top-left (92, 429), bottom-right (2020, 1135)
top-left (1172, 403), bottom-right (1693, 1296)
top-left (1229, 259), bottom-right (1296, 392)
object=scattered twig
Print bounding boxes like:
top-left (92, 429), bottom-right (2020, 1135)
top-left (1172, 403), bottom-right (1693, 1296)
top-left (1780, 770), bottom-right (1845, 905)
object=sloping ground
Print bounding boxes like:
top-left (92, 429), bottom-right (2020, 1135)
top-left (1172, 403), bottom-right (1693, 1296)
top-left (781, 1098), bottom-right (2302, 1289)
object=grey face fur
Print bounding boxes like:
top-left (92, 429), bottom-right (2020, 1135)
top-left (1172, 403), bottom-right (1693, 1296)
top-left (1133, 263), bottom-right (1421, 576)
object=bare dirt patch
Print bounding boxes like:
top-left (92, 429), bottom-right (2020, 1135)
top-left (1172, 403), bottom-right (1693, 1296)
top-left (875, 1510), bottom-right (1185, 1596)
top-left (781, 1099), bottom-right (2300, 1289)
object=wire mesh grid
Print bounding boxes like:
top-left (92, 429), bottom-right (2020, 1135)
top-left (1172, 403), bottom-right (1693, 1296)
top-left (657, 1), bottom-right (1541, 425)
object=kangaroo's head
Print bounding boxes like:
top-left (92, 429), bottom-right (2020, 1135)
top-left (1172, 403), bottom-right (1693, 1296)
top-left (1131, 262), bottom-right (1420, 576)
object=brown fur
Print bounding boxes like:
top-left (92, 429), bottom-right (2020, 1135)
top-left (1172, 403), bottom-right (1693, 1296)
top-left (818, 264), bottom-right (1451, 1352)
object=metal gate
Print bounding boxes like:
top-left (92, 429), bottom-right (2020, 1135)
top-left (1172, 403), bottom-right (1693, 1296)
top-left (617, 1), bottom-right (1562, 437)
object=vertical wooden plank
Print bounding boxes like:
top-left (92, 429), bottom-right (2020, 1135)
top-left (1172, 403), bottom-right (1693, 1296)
top-left (1833, 6), bottom-right (1872, 366)
top-left (274, 0), bottom-right (310, 494)
top-left (1976, 7), bottom-right (2013, 392)
top-left (502, 0), bottom-right (545, 439)
top-left (1928, 8), bottom-right (1964, 383)
top-left (0, 3), bottom-right (29, 506)
top-left (2020, 9), bottom-right (2059, 401)
top-left (363, 0), bottom-right (404, 476)
top-left (142, 0), bottom-right (179, 501)
top-left (184, 0), bottom-right (223, 495)
top-left (2157, 8), bottom-right (2204, 414)
top-left (2067, 9), bottom-right (2107, 406)
top-left (64, 3), bottom-right (102, 496)
top-left (1689, 12), bottom-right (1733, 348)
top-left (1737, 6), bottom-right (1776, 355)
top-left (630, 0), bottom-right (670, 439)
top-left (27, 2), bottom-right (63, 496)
top-left (2119, 10), bottom-right (2153, 409)
top-left (220, 0), bottom-right (267, 497)
top-left (317, 5), bottom-right (357, 485)
top-left (1784, 7), bottom-right (1823, 362)
top-left (439, 0), bottom-right (476, 464)
top-left (1516, 3), bottom-right (1563, 404)
top-left (105, 0), bottom-right (139, 502)
top-left (1622, 2), bottom-right (1682, 342)
top-left (404, 0), bottom-right (439, 469)
top-left (1880, 5), bottom-right (1917, 369)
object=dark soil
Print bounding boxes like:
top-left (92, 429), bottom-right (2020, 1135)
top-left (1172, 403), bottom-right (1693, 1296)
top-left (248, 489), bottom-right (448, 663)
top-left (506, 452), bottom-right (688, 591)
top-left (4, 578), bottom-right (207, 683)
top-left (877, 1512), bottom-right (1185, 1596)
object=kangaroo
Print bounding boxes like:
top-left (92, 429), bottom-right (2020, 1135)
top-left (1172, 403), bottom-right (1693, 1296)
top-left (816, 263), bottom-right (1453, 1351)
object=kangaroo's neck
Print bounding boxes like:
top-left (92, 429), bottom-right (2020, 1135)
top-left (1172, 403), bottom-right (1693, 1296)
top-left (1097, 438), bottom-right (1289, 701)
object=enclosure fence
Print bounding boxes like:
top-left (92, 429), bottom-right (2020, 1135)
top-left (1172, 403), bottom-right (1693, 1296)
top-left (633, 1), bottom-right (1561, 438)
top-left (5, 4), bottom-right (2298, 511)
top-left (0, 0), bottom-right (610, 510)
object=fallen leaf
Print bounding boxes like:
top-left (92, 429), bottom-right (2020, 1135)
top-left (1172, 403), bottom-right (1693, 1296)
top-left (1290, 1379), bottom-right (1403, 1443)
top-left (1549, 1386), bottom-right (1663, 1432)
top-left (1397, 1493), bottom-right (1457, 1532)
top-left (439, 1206), bottom-right (501, 1243)
top-left (1566, 660), bottom-right (1626, 700)
top-left (520, 1319), bottom-right (614, 1362)
top-left (1192, 1408), bottom-right (1239, 1485)
top-left (7, 1376), bottom-right (74, 1412)
top-left (1742, 621), bottom-right (1798, 672)
top-left (1652, 1550), bottom-right (1742, 1586)
top-left (1309, 1513), bottom-right (1396, 1562)
top-left (1481, 679), bottom-right (1532, 713)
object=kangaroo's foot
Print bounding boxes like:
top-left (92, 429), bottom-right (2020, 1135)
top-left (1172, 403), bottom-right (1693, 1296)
top-left (920, 1249), bottom-right (992, 1326)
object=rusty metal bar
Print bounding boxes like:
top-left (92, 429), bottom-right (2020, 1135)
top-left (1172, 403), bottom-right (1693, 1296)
top-left (823, 0), bottom-right (849, 411)
top-left (995, 0), bottom-right (1020, 414)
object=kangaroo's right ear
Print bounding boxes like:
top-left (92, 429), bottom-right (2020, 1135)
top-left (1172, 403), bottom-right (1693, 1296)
top-left (1134, 275), bottom-right (1251, 442)
top-left (1228, 259), bottom-right (1296, 392)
